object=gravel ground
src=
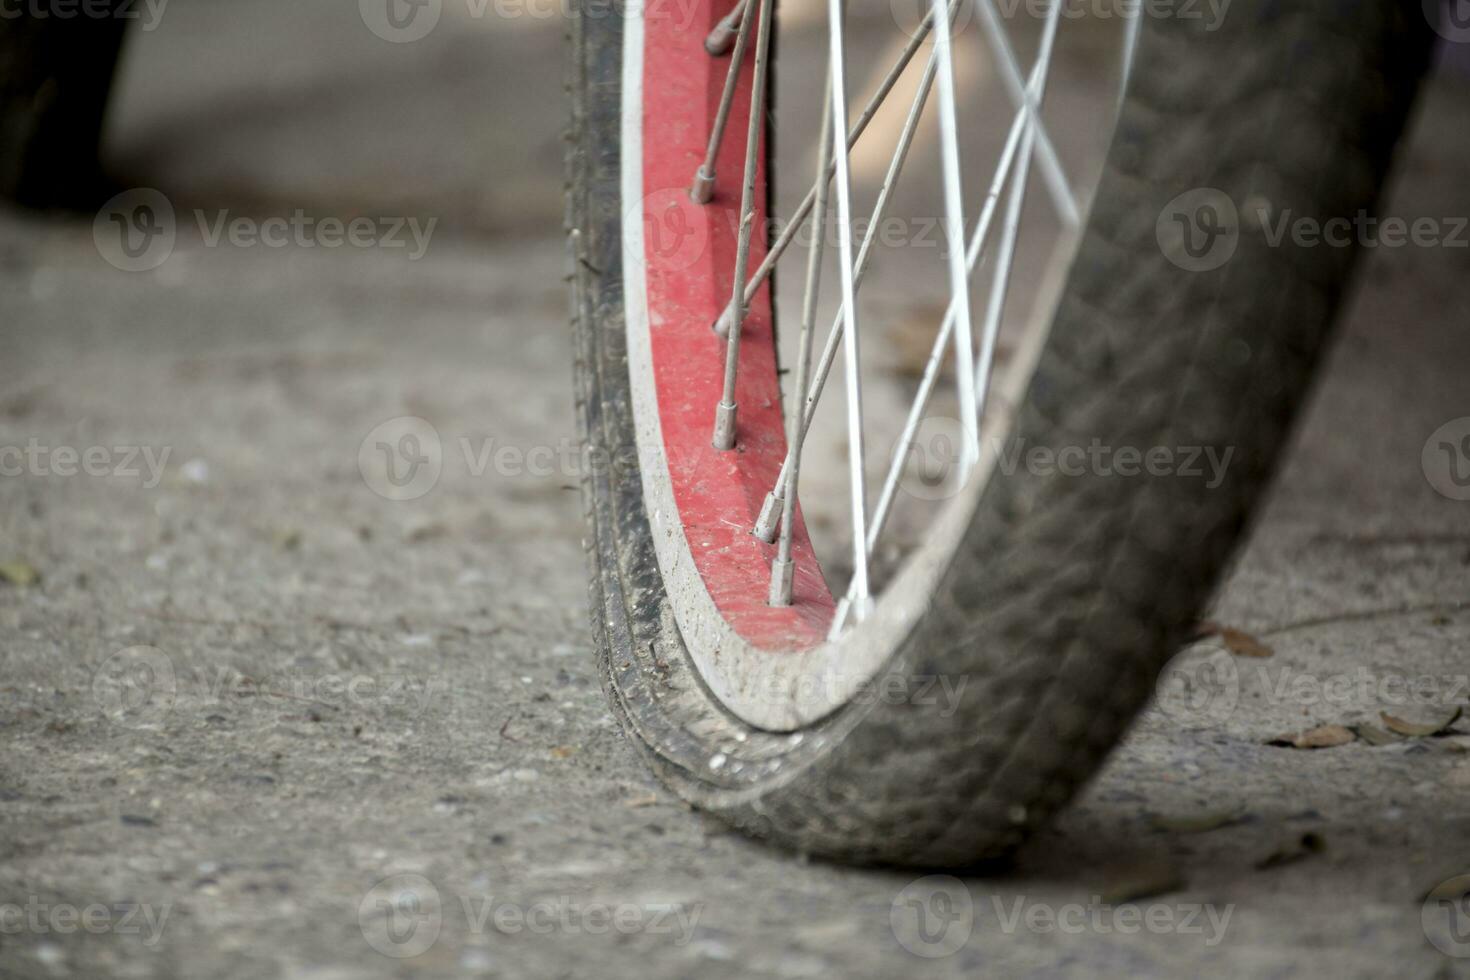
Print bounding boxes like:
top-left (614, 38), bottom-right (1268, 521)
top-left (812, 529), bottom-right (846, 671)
top-left (2, 7), bottom-right (1470, 978)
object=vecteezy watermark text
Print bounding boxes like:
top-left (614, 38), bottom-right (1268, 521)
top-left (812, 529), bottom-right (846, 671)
top-left (0, 439), bottom-right (170, 488)
top-left (1155, 646), bottom-right (1470, 726)
top-left (890, 876), bottom-right (1233, 958)
top-left (897, 421), bottom-right (1235, 500)
top-left (357, 416), bottom-right (1237, 502)
top-left (0, 0), bottom-right (167, 30)
top-left (1158, 187), bottom-right (1470, 272)
top-left (357, 874), bottom-right (702, 959)
top-left (0, 898), bottom-right (172, 947)
top-left (91, 646), bottom-right (446, 729)
top-left (94, 189), bottom-right (437, 272)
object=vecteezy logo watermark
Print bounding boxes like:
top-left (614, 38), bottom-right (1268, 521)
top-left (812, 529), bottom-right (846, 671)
top-left (359, 416), bottom-right (444, 501)
top-left (1153, 647), bottom-right (1240, 725)
top-left (0, 439), bottom-right (171, 488)
top-left (893, 0), bottom-right (1232, 40)
top-left (0, 0), bottom-right (168, 31)
top-left (629, 187), bottom-right (710, 274)
top-left (1156, 188), bottom-right (1240, 272)
top-left (359, 0), bottom-right (442, 42)
top-left (1156, 652), bottom-right (1470, 724)
top-left (1423, 874), bottom-right (1470, 958)
top-left (992, 0), bottom-right (1231, 30)
top-left (1160, 189), bottom-right (1470, 271)
top-left (94, 189), bottom-right (437, 271)
top-left (891, 876), bottom-right (975, 958)
top-left (892, 878), bottom-right (1233, 958)
top-left (895, 422), bottom-right (1237, 501)
top-left (358, 873), bottom-right (702, 958)
top-left (0, 898), bottom-right (172, 947)
top-left (986, 894), bottom-right (1232, 945)
top-left (94, 188), bottom-right (177, 273)
top-left (1423, 418), bottom-right (1470, 502)
top-left (90, 646), bottom-right (446, 729)
top-left (360, 874), bottom-right (443, 958)
top-left (1426, 0), bottom-right (1470, 43)
top-left (888, 0), bottom-right (975, 42)
top-left (93, 647), bottom-right (178, 729)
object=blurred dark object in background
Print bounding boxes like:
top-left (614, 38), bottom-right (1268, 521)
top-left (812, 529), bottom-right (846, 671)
top-left (0, 9), bottom-right (128, 208)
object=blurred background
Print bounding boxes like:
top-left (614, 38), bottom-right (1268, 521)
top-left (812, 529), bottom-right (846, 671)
top-left (106, 0), bottom-right (566, 236)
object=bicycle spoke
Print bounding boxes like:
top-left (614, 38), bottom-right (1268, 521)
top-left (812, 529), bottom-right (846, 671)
top-left (824, 0), bottom-right (872, 624)
top-left (829, 23), bottom-right (1061, 634)
top-left (972, 0), bottom-right (1078, 229)
top-left (691, 0), bottom-right (760, 203)
top-left (1120, 4), bottom-right (1141, 103)
top-left (929, 0), bottom-right (980, 476)
top-left (673, 0), bottom-right (1133, 636)
top-left (753, 44), bottom-right (943, 544)
top-left (973, 0), bottom-right (1062, 413)
top-left (770, 71), bottom-right (835, 608)
top-left (713, 0), bottom-right (959, 335)
top-left (712, 0), bottom-right (775, 450)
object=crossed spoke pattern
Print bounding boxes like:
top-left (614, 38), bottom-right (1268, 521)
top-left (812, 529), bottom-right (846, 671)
top-left (691, 0), bottom-right (1133, 634)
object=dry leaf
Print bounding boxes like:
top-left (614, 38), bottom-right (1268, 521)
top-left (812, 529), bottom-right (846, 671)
top-left (1100, 863), bottom-right (1186, 904)
top-left (1423, 875), bottom-right (1470, 903)
top-left (0, 560), bottom-right (39, 587)
top-left (1268, 724), bottom-right (1356, 749)
top-left (1353, 724), bottom-right (1403, 747)
top-left (1196, 621), bottom-right (1273, 658)
top-left (1381, 707), bottom-right (1463, 739)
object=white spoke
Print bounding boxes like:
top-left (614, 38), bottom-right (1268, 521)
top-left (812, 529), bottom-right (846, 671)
top-left (973, 0), bottom-right (1063, 412)
top-left (825, 0), bottom-right (872, 624)
top-left (973, 0), bottom-right (1078, 230)
top-left (829, 16), bottom-right (1062, 634)
top-left (685, 0), bottom-right (1134, 636)
top-left (753, 45), bottom-right (943, 544)
top-left (1120, 4), bottom-right (1141, 103)
top-left (714, 0), bottom-right (959, 335)
top-left (712, 0), bottom-right (775, 450)
top-left (971, 142), bottom-right (1035, 417)
top-left (690, 0), bottom-right (760, 203)
top-left (928, 0), bottom-right (980, 476)
top-left (770, 72), bottom-right (836, 608)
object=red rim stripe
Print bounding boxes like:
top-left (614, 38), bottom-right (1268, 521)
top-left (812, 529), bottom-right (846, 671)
top-left (637, 1), bottom-right (835, 650)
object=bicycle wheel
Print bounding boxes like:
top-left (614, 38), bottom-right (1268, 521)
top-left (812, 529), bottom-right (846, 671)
top-left (567, 0), bottom-right (1433, 865)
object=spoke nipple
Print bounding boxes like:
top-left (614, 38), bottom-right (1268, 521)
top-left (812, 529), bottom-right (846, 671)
top-left (704, 21), bottom-right (736, 56)
top-left (768, 557), bottom-right (794, 607)
top-left (712, 305), bottom-right (735, 337)
top-left (704, 4), bottom-right (744, 55)
top-left (690, 166), bottom-right (716, 204)
top-left (712, 401), bottom-right (738, 450)
top-left (752, 490), bottom-right (782, 543)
